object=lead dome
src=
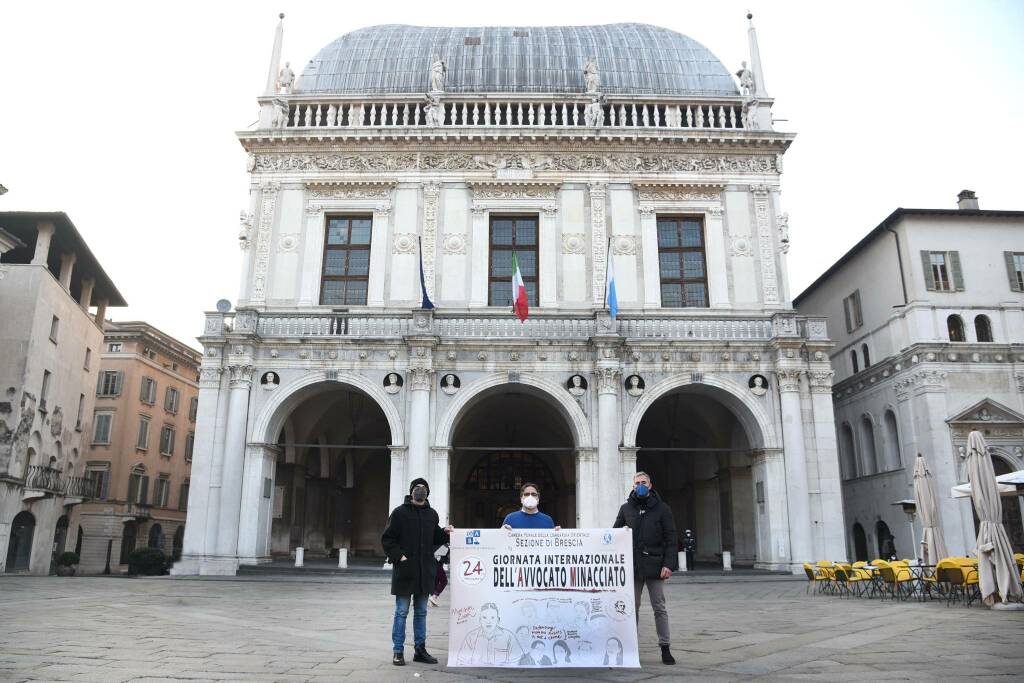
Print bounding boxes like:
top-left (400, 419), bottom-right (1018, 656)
top-left (297, 23), bottom-right (739, 96)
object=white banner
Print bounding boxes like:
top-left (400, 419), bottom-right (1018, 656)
top-left (447, 528), bottom-right (639, 668)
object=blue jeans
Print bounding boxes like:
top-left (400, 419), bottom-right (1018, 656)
top-left (392, 594), bottom-right (428, 653)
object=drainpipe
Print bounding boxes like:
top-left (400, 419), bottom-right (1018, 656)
top-left (885, 223), bottom-right (908, 307)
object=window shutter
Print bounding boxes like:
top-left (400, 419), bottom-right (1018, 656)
top-left (113, 371), bottom-right (123, 395)
top-left (100, 471), bottom-right (110, 500)
top-left (920, 251), bottom-right (935, 290)
top-left (140, 476), bottom-right (150, 505)
top-left (1006, 252), bottom-right (1022, 292)
top-left (169, 430), bottom-right (175, 455)
top-left (949, 251), bottom-right (964, 291)
top-left (96, 372), bottom-right (104, 396)
top-left (852, 290), bottom-right (863, 327)
top-left (139, 379), bottom-right (147, 402)
top-left (843, 298), bottom-right (853, 333)
top-left (127, 475), bottom-right (138, 503)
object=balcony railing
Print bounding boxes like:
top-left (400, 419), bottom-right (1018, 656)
top-left (207, 310), bottom-right (827, 343)
top-left (24, 465), bottom-right (62, 494)
top-left (127, 503), bottom-right (151, 519)
top-left (64, 475), bottom-right (96, 499)
top-left (261, 95), bottom-right (750, 133)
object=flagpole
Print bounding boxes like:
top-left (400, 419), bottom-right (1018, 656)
top-left (602, 238), bottom-right (612, 311)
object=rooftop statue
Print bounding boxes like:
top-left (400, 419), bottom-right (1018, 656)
top-left (429, 56), bottom-right (447, 93)
top-left (735, 61), bottom-right (754, 99)
top-left (583, 58), bottom-right (599, 93)
top-left (424, 93), bottom-right (443, 127)
top-left (584, 96), bottom-right (604, 127)
top-left (277, 61), bottom-right (295, 94)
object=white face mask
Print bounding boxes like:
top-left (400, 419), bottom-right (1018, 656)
top-left (522, 495), bottom-right (539, 509)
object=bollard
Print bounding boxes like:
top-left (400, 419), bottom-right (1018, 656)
top-left (295, 547), bottom-right (304, 568)
top-left (338, 548), bottom-right (348, 569)
top-left (723, 550), bottom-right (732, 571)
top-left (678, 550), bottom-right (688, 572)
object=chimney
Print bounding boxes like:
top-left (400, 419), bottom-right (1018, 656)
top-left (957, 189), bottom-right (979, 210)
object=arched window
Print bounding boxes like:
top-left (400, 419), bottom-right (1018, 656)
top-left (861, 344), bottom-right (871, 368)
top-left (148, 523), bottom-right (164, 551)
top-left (876, 520), bottom-right (896, 560)
top-left (852, 522), bottom-right (869, 562)
top-left (850, 349), bottom-right (859, 374)
top-left (840, 423), bottom-right (858, 479)
top-left (975, 315), bottom-right (993, 342)
top-left (119, 521), bottom-right (137, 564)
top-left (859, 415), bottom-right (879, 475)
top-left (5, 511), bottom-right (36, 572)
top-left (947, 314), bottom-right (965, 342)
top-left (883, 410), bottom-right (901, 470)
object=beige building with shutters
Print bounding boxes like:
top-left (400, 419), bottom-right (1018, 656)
top-left (795, 191), bottom-right (1024, 563)
top-left (76, 321), bottom-right (200, 573)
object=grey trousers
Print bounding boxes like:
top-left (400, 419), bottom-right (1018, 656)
top-left (634, 576), bottom-right (670, 646)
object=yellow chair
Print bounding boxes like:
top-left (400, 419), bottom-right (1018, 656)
top-left (937, 557), bottom-right (980, 606)
top-left (833, 563), bottom-right (868, 598)
top-left (803, 563), bottom-right (829, 595)
top-left (816, 560), bottom-right (837, 594)
top-left (878, 560), bottom-right (917, 600)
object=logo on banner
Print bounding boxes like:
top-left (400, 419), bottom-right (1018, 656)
top-left (465, 529), bottom-right (481, 545)
top-left (602, 531), bottom-right (613, 545)
top-left (458, 556), bottom-right (485, 585)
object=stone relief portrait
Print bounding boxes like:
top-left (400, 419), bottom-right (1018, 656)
top-left (260, 371), bottom-right (281, 389)
top-left (383, 373), bottom-right (404, 394)
top-left (748, 374), bottom-right (768, 396)
top-left (567, 375), bottom-right (588, 396)
top-left (441, 373), bottom-right (461, 395)
top-left (625, 375), bottom-right (645, 397)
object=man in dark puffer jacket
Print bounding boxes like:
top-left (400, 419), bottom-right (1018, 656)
top-left (613, 471), bottom-right (678, 665)
top-left (381, 478), bottom-right (452, 666)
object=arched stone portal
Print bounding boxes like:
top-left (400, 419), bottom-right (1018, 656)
top-left (633, 388), bottom-right (759, 567)
top-left (448, 387), bottom-right (576, 530)
top-left (268, 384), bottom-right (392, 560)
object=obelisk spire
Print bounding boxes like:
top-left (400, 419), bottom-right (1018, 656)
top-left (746, 12), bottom-right (768, 98)
top-left (264, 13), bottom-right (285, 95)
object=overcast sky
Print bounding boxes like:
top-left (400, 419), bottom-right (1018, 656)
top-left (2, 0), bottom-right (1021, 349)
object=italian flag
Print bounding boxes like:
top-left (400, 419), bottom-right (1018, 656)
top-left (511, 251), bottom-right (528, 322)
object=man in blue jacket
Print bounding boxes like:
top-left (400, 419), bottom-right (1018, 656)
top-left (501, 482), bottom-right (560, 529)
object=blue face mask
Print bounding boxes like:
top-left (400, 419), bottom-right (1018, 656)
top-left (635, 484), bottom-right (650, 498)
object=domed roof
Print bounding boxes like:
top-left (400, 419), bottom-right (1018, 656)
top-left (298, 24), bottom-right (739, 97)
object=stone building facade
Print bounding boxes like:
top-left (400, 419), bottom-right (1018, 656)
top-left (794, 191), bottom-right (1024, 561)
top-left (76, 322), bottom-right (200, 574)
top-left (175, 19), bottom-right (846, 576)
top-left (0, 212), bottom-right (124, 574)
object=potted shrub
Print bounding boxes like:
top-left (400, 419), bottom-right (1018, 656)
top-left (55, 551), bottom-right (79, 577)
top-left (127, 547), bottom-right (169, 576)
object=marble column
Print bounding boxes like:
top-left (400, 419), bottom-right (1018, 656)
top-left (469, 207), bottom-right (488, 307)
top-left (31, 221), bottom-right (54, 266)
top-left (538, 205), bottom-right (558, 308)
top-left (776, 368), bottom-right (814, 569)
top-left (751, 448), bottom-right (791, 570)
top-left (406, 368), bottom-right (433, 482)
top-left (173, 365), bottom-right (227, 576)
top-left (705, 206), bottom-right (730, 307)
top-left (619, 446), bottom-right (638, 505)
top-left (639, 206), bottom-right (660, 308)
top-left (366, 204), bottom-right (392, 307)
top-left (430, 447), bottom-right (451, 525)
top-left (297, 207), bottom-right (325, 306)
top-left (596, 367), bottom-right (621, 523)
top-left (236, 444), bottom-right (279, 564)
top-left (575, 448), bottom-right (597, 528)
top-left (808, 369), bottom-right (846, 561)
top-left (388, 446), bottom-right (409, 515)
top-left (214, 364), bottom-right (254, 561)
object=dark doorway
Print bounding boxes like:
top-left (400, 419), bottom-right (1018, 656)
top-left (972, 456), bottom-right (1024, 554)
top-left (5, 511), bottom-right (36, 572)
top-left (852, 522), bottom-right (868, 562)
top-left (450, 390), bottom-right (575, 529)
top-left (50, 515), bottom-right (69, 574)
top-left (876, 520), bottom-right (895, 559)
top-left (636, 389), bottom-right (756, 567)
top-left (172, 526), bottom-right (185, 561)
top-left (148, 523), bottom-right (164, 552)
top-left (120, 521), bottom-right (137, 564)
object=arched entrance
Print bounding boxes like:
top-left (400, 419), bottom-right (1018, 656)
top-left (120, 521), bottom-right (137, 564)
top-left (449, 390), bottom-right (575, 529)
top-left (5, 511), bottom-right (35, 572)
top-left (50, 515), bottom-right (69, 574)
top-left (876, 520), bottom-right (894, 559)
top-left (148, 523), bottom-right (164, 552)
top-left (634, 387), bottom-right (759, 568)
top-left (973, 455), bottom-right (1024, 554)
top-left (852, 522), bottom-right (868, 562)
top-left (270, 385), bottom-right (392, 559)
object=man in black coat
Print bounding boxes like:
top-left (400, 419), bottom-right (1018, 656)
top-left (381, 478), bottom-right (452, 666)
top-left (613, 471), bottom-right (678, 665)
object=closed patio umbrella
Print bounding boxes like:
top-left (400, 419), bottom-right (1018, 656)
top-left (913, 454), bottom-right (948, 567)
top-left (965, 430), bottom-right (1023, 606)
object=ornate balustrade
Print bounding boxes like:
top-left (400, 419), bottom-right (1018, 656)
top-left (24, 465), bottom-right (63, 494)
top-left (261, 95), bottom-right (749, 132)
top-left (64, 475), bottom-right (96, 499)
top-left (206, 310), bottom-right (827, 343)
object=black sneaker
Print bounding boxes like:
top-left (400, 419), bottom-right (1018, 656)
top-left (413, 646), bottom-right (438, 664)
top-left (392, 652), bottom-right (405, 666)
top-left (660, 645), bottom-right (676, 665)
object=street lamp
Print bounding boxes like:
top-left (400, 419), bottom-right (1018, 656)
top-left (892, 500), bottom-right (918, 563)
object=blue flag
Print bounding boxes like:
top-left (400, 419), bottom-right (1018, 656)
top-left (418, 237), bottom-right (434, 309)
top-left (605, 242), bottom-right (618, 320)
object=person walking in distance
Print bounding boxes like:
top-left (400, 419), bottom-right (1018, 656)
top-left (613, 471), bottom-right (678, 665)
top-left (682, 529), bottom-right (696, 571)
top-left (381, 478), bottom-right (453, 666)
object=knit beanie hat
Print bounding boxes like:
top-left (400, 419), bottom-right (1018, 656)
top-left (409, 477), bottom-right (430, 495)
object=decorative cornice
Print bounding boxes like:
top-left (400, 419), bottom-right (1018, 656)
top-left (468, 181), bottom-right (560, 201)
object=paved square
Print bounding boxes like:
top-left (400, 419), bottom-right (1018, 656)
top-left (1, 574), bottom-right (1022, 682)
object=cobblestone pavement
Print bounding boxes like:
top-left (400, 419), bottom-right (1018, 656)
top-left (2, 574), bottom-right (1023, 682)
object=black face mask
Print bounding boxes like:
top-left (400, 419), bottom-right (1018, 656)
top-left (411, 486), bottom-right (428, 502)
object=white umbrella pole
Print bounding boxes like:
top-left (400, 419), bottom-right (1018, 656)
top-left (908, 513), bottom-right (918, 563)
